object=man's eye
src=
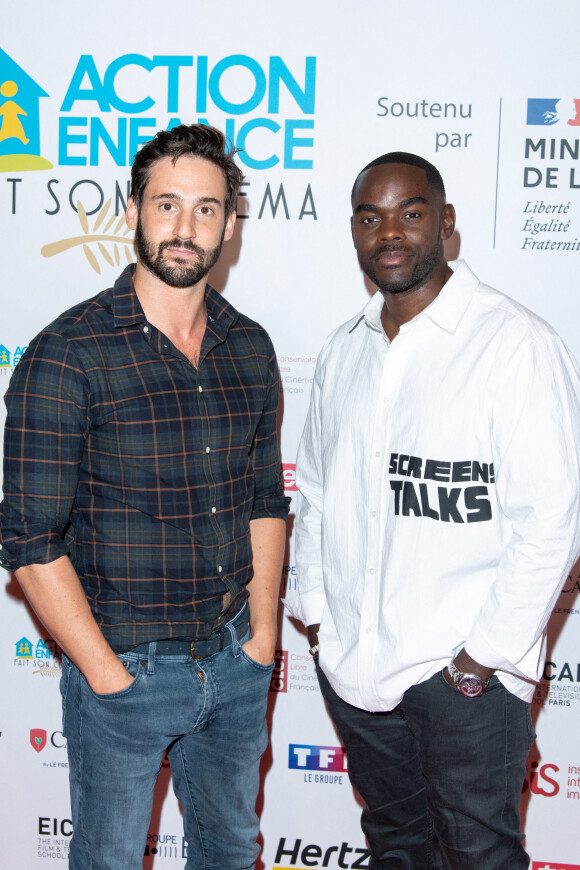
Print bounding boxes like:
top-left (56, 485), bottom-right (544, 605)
top-left (361, 216), bottom-right (377, 224)
top-left (199, 206), bottom-right (214, 215)
top-left (160, 202), bottom-right (175, 211)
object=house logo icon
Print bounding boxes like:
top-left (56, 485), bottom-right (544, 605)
top-left (0, 47), bottom-right (53, 171)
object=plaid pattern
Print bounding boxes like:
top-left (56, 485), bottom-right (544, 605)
top-left (0, 266), bottom-right (289, 651)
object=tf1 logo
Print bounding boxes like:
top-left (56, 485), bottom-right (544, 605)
top-left (289, 744), bottom-right (347, 772)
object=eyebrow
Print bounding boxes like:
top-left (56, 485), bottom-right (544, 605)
top-left (150, 193), bottom-right (223, 206)
top-left (354, 195), bottom-right (429, 215)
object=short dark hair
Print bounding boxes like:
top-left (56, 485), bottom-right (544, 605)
top-left (352, 152), bottom-right (446, 201)
top-left (130, 124), bottom-right (244, 215)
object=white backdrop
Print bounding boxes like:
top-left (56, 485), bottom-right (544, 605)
top-left (1, 3), bottom-right (579, 869)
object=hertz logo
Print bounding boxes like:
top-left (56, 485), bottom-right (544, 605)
top-left (274, 838), bottom-right (369, 869)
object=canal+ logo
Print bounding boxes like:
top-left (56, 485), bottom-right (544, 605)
top-left (1, 46), bottom-right (316, 172)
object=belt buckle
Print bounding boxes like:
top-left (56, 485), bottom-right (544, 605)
top-left (189, 641), bottom-right (206, 660)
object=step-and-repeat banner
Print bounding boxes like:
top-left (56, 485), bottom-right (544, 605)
top-left (1, 3), bottom-right (579, 868)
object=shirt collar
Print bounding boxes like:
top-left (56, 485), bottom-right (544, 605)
top-left (109, 264), bottom-right (239, 335)
top-left (421, 260), bottom-right (478, 334)
top-left (111, 265), bottom-right (146, 328)
top-left (350, 260), bottom-right (478, 337)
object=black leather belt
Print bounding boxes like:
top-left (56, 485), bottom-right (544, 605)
top-left (129, 608), bottom-right (249, 660)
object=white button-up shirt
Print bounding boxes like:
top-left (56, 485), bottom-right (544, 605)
top-left (286, 261), bottom-right (580, 711)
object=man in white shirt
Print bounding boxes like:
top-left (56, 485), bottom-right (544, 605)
top-left (287, 153), bottom-right (580, 869)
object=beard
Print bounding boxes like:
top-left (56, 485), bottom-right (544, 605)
top-left (135, 217), bottom-right (225, 288)
top-left (359, 240), bottom-right (442, 295)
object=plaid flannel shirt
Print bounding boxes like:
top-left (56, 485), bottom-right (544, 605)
top-left (0, 265), bottom-right (289, 651)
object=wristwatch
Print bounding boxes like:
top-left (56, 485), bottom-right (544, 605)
top-left (447, 661), bottom-right (490, 697)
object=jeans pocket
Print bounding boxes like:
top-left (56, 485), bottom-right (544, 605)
top-left (238, 644), bottom-right (275, 672)
top-left (84, 656), bottom-right (144, 699)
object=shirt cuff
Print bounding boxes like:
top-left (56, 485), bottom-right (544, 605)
top-left (283, 590), bottom-right (326, 627)
top-left (465, 623), bottom-right (541, 682)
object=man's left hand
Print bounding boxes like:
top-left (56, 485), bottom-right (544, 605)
top-left (444, 647), bottom-right (495, 685)
top-left (242, 628), bottom-right (276, 666)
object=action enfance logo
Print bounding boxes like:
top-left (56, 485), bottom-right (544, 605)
top-left (1, 46), bottom-right (316, 172)
top-left (0, 47), bottom-right (52, 171)
top-left (0, 343), bottom-right (28, 370)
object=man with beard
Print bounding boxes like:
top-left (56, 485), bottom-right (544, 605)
top-left (286, 153), bottom-right (580, 869)
top-left (0, 124), bottom-right (289, 870)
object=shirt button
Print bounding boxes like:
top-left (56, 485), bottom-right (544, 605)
top-left (218, 565), bottom-right (222, 573)
top-left (211, 506), bottom-right (217, 514)
top-left (383, 396), bottom-right (389, 404)
top-left (143, 326), bottom-right (149, 334)
top-left (205, 446), bottom-right (210, 453)
top-left (371, 510), bottom-right (377, 518)
top-left (198, 386), bottom-right (203, 392)
top-left (368, 567), bottom-right (375, 575)
top-left (366, 627), bottom-right (372, 635)
top-left (375, 451), bottom-right (381, 459)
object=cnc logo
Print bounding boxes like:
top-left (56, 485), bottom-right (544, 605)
top-left (0, 47), bottom-right (53, 171)
top-left (270, 650), bottom-right (288, 693)
top-left (30, 729), bottom-right (47, 753)
top-left (29, 729), bottom-right (67, 752)
top-left (289, 744), bottom-right (346, 772)
top-left (282, 463), bottom-right (297, 492)
top-left (532, 863), bottom-right (580, 869)
top-left (527, 98), bottom-right (580, 126)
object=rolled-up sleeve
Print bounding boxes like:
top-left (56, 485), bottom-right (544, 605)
top-left (0, 331), bottom-right (89, 571)
top-left (465, 334), bottom-right (580, 680)
top-left (249, 341), bottom-right (289, 521)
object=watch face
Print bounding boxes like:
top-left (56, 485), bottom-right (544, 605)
top-left (458, 676), bottom-right (485, 698)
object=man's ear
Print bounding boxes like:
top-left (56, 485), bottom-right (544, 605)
top-left (126, 196), bottom-right (138, 232)
top-left (440, 203), bottom-right (456, 241)
top-left (223, 210), bottom-right (236, 242)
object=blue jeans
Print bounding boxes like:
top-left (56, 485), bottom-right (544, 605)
top-left (60, 606), bottom-right (274, 870)
top-left (316, 662), bottom-right (535, 870)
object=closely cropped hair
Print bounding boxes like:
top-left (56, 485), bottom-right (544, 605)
top-left (130, 124), bottom-right (244, 214)
top-left (352, 152), bottom-right (446, 201)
